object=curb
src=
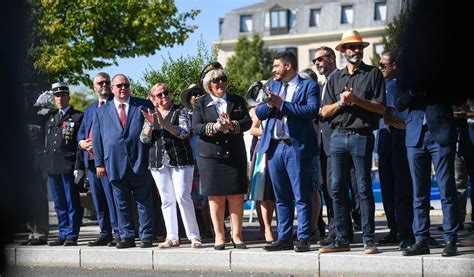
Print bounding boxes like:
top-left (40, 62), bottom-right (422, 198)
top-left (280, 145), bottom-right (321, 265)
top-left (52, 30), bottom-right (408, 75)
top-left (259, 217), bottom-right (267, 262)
top-left (6, 245), bottom-right (474, 276)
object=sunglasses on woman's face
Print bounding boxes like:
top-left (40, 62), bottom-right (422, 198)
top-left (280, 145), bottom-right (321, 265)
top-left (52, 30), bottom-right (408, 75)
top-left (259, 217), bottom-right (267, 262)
top-left (211, 76), bottom-right (228, 83)
top-left (154, 91), bottom-right (169, 98)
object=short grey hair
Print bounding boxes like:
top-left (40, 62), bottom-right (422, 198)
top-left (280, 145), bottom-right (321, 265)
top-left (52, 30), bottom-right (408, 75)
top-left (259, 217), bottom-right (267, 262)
top-left (202, 68), bottom-right (226, 94)
top-left (93, 72), bottom-right (110, 83)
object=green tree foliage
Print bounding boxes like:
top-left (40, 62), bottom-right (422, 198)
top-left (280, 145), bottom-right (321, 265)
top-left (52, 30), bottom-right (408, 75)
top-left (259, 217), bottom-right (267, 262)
top-left (26, 0), bottom-right (199, 89)
top-left (371, 11), bottom-right (410, 65)
top-left (225, 34), bottom-right (274, 97)
top-left (69, 88), bottom-right (96, 112)
top-left (131, 39), bottom-right (216, 103)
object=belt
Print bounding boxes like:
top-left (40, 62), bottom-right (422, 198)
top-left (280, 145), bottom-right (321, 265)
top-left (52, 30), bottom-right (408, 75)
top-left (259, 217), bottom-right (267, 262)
top-left (335, 128), bottom-right (372, 136)
top-left (272, 138), bottom-right (292, 145)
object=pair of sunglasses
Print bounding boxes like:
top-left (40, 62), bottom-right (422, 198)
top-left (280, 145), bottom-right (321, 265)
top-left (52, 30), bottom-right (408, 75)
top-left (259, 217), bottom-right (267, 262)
top-left (155, 91), bottom-right (170, 98)
top-left (113, 83), bottom-right (130, 89)
top-left (96, 80), bottom-right (111, 86)
top-left (211, 76), bottom-right (228, 83)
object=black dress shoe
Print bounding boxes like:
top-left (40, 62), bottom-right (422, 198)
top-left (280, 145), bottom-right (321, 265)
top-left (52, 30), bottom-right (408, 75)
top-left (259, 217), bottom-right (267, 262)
top-left (319, 236), bottom-right (334, 247)
top-left (294, 240), bottom-right (310, 252)
top-left (403, 240), bottom-right (430, 256)
top-left (231, 240), bottom-right (247, 249)
top-left (19, 239), bottom-right (32, 246)
top-left (108, 237), bottom-right (120, 247)
top-left (214, 244), bottom-right (225, 250)
top-left (442, 241), bottom-right (458, 257)
top-left (140, 239), bottom-right (153, 248)
top-left (264, 240), bottom-right (293, 251)
top-left (48, 238), bottom-right (66, 246)
top-left (64, 238), bottom-right (78, 246)
top-left (29, 238), bottom-right (47, 246)
top-left (88, 236), bottom-right (113, 247)
top-left (378, 234), bottom-right (399, 244)
top-left (116, 238), bottom-right (136, 249)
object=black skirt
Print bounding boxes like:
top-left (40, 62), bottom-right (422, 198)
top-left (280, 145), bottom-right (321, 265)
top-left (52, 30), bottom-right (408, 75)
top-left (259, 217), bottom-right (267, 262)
top-left (197, 156), bottom-right (248, 196)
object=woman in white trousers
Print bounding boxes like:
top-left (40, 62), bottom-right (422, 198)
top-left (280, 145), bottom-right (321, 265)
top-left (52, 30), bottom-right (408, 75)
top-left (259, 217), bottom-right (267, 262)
top-left (141, 83), bottom-right (201, 248)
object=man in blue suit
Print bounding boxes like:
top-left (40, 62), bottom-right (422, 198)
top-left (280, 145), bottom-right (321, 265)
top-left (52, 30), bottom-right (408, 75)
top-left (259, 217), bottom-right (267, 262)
top-left (92, 74), bottom-right (155, 248)
top-left (77, 72), bottom-right (119, 247)
top-left (396, 90), bottom-right (459, 257)
top-left (256, 51), bottom-right (319, 252)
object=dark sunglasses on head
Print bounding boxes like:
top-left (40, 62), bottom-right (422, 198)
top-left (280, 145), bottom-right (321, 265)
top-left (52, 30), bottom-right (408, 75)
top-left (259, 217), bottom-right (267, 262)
top-left (155, 91), bottom-right (170, 98)
top-left (96, 80), bottom-right (111, 86)
top-left (345, 44), bottom-right (365, 51)
top-left (312, 55), bottom-right (329, 64)
top-left (113, 83), bottom-right (130, 89)
top-left (378, 63), bottom-right (392, 70)
top-left (211, 76), bottom-right (228, 83)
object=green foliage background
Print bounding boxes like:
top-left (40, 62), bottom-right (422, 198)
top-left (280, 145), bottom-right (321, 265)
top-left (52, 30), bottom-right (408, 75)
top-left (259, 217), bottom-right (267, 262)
top-left (26, 0), bottom-right (199, 89)
top-left (225, 34), bottom-right (274, 97)
top-left (131, 39), bottom-right (216, 103)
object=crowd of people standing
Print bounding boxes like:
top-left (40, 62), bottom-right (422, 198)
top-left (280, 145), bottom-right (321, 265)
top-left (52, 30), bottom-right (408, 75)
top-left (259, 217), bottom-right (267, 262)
top-left (20, 29), bottom-right (473, 258)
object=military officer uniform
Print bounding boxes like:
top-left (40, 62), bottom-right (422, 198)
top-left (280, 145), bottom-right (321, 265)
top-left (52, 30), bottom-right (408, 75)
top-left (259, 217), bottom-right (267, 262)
top-left (41, 82), bottom-right (84, 246)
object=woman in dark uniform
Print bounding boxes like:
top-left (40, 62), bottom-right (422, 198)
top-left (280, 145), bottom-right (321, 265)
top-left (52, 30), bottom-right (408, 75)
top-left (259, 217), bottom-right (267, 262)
top-left (192, 65), bottom-right (251, 250)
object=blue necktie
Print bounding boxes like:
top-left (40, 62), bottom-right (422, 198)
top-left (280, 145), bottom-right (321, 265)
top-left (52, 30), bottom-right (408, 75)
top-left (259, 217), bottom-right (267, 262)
top-left (275, 83), bottom-right (288, 138)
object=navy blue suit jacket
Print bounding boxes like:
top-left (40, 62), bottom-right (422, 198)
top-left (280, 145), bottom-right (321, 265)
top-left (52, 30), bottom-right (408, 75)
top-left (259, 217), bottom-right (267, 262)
top-left (92, 97), bottom-right (154, 182)
top-left (255, 75), bottom-right (320, 159)
top-left (77, 100), bottom-right (100, 169)
top-left (395, 90), bottom-right (456, 147)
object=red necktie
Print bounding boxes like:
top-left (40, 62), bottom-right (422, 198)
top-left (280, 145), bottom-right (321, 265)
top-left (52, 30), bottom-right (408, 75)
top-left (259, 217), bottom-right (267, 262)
top-left (88, 101), bottom-right (105, 158)
top-left (119, 103), bottom-right (126, 128)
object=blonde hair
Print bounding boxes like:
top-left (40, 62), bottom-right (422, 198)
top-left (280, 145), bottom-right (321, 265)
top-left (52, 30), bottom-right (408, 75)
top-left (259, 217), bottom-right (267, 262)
top-left (202, 68), bottom-right (226, 94)
top-left (147, 83), bottom-right (169, 99)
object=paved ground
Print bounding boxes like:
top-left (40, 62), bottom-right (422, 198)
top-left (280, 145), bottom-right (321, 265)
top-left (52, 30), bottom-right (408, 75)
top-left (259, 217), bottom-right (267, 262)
top-left (5, 201), bottom-right (474, 276)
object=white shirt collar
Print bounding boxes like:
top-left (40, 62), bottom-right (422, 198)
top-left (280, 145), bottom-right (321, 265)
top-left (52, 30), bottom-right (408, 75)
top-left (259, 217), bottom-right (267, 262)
top-left (113, 97), bottom-right (130, 109)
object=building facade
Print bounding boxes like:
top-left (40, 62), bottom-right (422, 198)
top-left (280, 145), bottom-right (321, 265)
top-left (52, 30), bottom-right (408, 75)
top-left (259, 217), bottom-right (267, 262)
top-left (215, 0), bottom-right (407, 81)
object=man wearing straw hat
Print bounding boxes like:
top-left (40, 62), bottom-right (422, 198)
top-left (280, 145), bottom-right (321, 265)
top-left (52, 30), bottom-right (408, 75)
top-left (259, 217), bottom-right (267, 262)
top-left (320, 30), bottom-right (385, 254)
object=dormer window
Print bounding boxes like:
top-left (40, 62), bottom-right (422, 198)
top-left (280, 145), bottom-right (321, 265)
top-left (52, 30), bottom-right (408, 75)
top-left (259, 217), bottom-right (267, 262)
top-left (270, 5), bottom-right (288, 35)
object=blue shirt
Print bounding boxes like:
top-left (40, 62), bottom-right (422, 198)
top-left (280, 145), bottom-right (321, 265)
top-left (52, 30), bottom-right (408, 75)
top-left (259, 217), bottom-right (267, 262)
top-left (386, 79), bottom-right (408, 129)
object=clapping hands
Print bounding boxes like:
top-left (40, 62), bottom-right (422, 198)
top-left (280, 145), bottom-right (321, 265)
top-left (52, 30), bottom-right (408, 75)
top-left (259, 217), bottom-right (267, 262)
top-left (215, 112), bottom-right (232, 132)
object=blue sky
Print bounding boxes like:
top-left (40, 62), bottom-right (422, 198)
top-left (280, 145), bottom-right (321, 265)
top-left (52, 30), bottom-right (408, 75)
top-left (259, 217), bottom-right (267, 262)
top-left (84, 0), bottom-right (262, 87)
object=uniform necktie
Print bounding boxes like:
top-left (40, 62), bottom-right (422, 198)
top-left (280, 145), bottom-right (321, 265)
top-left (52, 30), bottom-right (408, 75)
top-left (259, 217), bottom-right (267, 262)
top-left (275, 83), bottom-right (288, 138)
top-left (119, 103), bottom-right (126, 128)
top-left (58, 110), bottom-right (64, 118)
top-left (99, 100), bottom-right (105, 107)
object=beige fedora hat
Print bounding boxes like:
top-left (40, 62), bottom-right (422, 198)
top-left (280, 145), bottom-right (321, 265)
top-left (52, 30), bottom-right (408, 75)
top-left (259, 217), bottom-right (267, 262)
top-left (335, 29), bottom-right (370, 51)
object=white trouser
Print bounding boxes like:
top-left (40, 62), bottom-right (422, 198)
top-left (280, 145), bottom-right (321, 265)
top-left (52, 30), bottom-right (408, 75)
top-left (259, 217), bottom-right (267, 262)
top-left (151, 166), bottom-right (200, 241)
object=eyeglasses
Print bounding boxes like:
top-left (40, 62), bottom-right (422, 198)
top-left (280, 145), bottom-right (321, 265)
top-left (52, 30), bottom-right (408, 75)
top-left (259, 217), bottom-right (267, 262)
top-left (113, 83), bottom-right (130, 89)
top-left (345, 44), bottom-right (365, 51)
top-left (95, 80), bottom-right (111, 86)
top-left (155, 91), bottom-right (169, 98)
top-left (378, 63), bottom-right (392, 69)
top-left (312, 55), bottom-right (329, 64)
top-left (211, 76), bottom-right (228, 83)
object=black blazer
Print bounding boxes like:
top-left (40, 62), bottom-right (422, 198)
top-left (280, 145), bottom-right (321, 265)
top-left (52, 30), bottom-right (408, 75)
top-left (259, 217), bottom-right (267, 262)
top-left (42, 107), bottom-right (83, 174)
top-left (192, 93), bottom-right (251, 160)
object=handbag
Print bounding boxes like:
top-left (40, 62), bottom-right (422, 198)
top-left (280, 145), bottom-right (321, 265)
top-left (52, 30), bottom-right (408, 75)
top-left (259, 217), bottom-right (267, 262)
top-left (248, 146), bottom-right (266, 201)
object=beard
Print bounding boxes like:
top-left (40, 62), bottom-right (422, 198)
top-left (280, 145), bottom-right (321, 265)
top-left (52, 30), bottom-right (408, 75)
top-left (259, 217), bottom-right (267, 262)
top-left (99, 88), bottom-right (111, 98)
top-left (316, 66), bottom-right (325, 75)
top-left (344, 53), bottom-right (363, 65)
